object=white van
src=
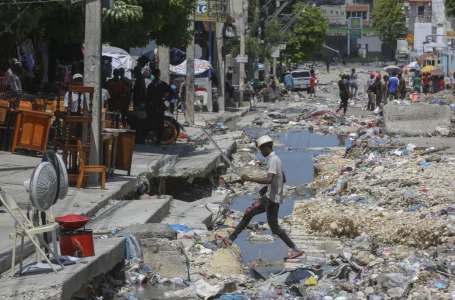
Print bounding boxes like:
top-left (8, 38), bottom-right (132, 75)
top-left (291, 70), bottom-right (311, 91)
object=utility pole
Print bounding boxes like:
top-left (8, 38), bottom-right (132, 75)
top-left (185, 15), bottom-right (195, 126)
top-left (239, 0), bottom-right (247, 79)
top-left (83, 0), bottom-right (102, 183)
top-left (216, 22), bottom-right (225, 112)
top-left (158, 46), bottom-right (170, 83)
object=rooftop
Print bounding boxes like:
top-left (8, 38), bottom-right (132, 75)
top-left (346, 4), bottom-right (369, 11)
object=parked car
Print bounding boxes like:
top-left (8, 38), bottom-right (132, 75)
top-left (291, 70), bottom-right (311, 91)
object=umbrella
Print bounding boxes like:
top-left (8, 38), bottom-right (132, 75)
top-left (170, 59), bottom-right (212, 76)
top-left (383, 65), bottom-right (402, 74)
top-left (406, 61), bottom-right (420, 70)
top-left (421, 65), bottom-right (436, 74)
top-left (137, 49), bottom-right (157, 67)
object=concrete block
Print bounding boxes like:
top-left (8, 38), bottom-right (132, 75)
top-left (122, 223), bottom-right (177, 240)
top-left (161, 199), bottom-right (213, 229)
top-left (383, 103), bottom-right (452, 136)
top-left (0, 238), bottom-right (125, 300)
top-left (140, 238), bottom-right (187, 278)
top-left (89, 199), bottom-right (171, 231)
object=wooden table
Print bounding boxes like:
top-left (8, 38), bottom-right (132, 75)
top-left (11, 109), bottom-right (53, 154)
top-left (104, 128), bottom-right (136, 176)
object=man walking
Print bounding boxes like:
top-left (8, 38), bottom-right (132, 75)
top-left (374, 75), bottom-right (383, 109)
top-left (309, 74), bottom-right (317, 98)
top-left (366, 72), bottom-right (375, 110)
top-left (413, 73), bottom-right (422, 94)
top-left (146, 69), bottom-right (174, 145)
top-left (228, 136), bottom-right (304, 260)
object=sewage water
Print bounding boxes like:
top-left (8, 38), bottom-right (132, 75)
top-left (232, 128), bottom-right (350, 275)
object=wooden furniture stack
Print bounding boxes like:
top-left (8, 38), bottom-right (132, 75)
top-left (53, 85), bottom-right (94, 183)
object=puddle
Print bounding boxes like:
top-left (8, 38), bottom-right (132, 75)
top-left (230, 129), bottom-right (350, 276)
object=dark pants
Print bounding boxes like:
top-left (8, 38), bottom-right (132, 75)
top-left (229, 196), bottom-right (296, 249)
top-left (155, 112), bottom-right (164, 143)
top-left (339, 93), bottom-right (349, 114)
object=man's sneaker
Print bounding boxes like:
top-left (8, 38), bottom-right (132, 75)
top-left (286, 249), bottom-right (304, 260)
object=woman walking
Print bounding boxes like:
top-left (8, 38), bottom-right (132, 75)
top-left (336, 74), bottom-right (352, 115)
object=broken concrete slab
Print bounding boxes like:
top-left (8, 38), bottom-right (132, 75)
top-left (383, 103), bottom-right (452, 136)
top-left (157, 140), bottom-right (237, 178)
top-left (207, 248), bottom-right (243, 275)
top-left (89, 199), bottom-right (171, 232)
top-left (0, 238), bottom-right (125, 300)
top-left (161, 199), bottom-right (213, 229)
top-left (140, 238), bottom-right (187, 279)
top-left (122, 223), bottom-right (177, 240)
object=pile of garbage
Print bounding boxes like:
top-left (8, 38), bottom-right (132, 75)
top-left (418, 89), bottom-right (455, 105)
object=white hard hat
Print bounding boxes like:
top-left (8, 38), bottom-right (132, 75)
top-left (257, 135), bottom-right (273, 148)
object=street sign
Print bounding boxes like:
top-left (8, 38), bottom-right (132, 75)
top-left (236, 55), bottom-right (248, 63)
top-left (271, 50), bottom-right (280, 58)
top-left (278, 43), bottom-right (287, 50)
top-left (195, 0), bottom-right (229, 23)
top-left (350, 29), bottom-right (361, 39)
top-left (447, 31), bottom-right (455, 39)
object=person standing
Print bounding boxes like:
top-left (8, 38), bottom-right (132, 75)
top-left (423, 74), bottom-right (431, 95)
top-left (398, 73), bottom-right (406, 100)
top-left (382, 75), bottom-right (389, 105)
top-left (366, 72), bottom-right (376, 111)
top-left (413, 73), bottom-right (422, 94)
top-left (349, 68), bottom-right (358, 98)
top-left (326, 61), bottom-right (330, 73)
top-left (374, 75), bottom-right (383, 109)
top-left (132, 66), bottom-right (146, 111)
top-left (284, 71), bottom-right (293, 91)
top-left (146, 69), bottom-right (174, 145)
top-left (309, 74), bottom-right (317, 98)
top-left (119, 68), bottom-right (132, 110)
top-left (387, 73), bottom-right (399, 101)
top-left (5, 58), bottom-right (22, 92)
top-left (107, 69), bottom-right (126, 112)
top-left (228, 135), bottom-right (304, 260)
top-left (336, 74), bottom-right (352, 115)
top-left (64, 73), bottom-right (84, 113)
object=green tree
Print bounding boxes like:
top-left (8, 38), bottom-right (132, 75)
top-left (372, 0), bottom-right (406, 46)
top-left (286, 4), bottom-right (328, 62)
top-left (446, 0), bottom-right (455, 17)
top-left (1, 0), bottom-right (195, 49)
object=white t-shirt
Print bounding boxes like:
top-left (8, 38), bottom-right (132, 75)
top-left (64, 89), bottom-right (110, 112)
top-left (64, 92), bottom-right (84, 113)
top-left (265, 152), bottom-right (284, 204)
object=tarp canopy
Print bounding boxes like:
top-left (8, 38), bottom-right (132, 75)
top-left (102, 46), bottom-right (134, 78)
top-left (417, 52), bottom-right (435, 67)
top-left (170, 59), bottom-right (212, 76)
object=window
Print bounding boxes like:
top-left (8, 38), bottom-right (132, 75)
top-left (336, 11), bottom-right (339, 14)
top-left (418, 6), bottom-right (424, 16)
top-left (362, 12), bottom-right (367, 20)
top-left (331, 10), bottom-right (333, 13)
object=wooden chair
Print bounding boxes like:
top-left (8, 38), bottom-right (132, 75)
top-left (76, 140), bottom-right (106, 189)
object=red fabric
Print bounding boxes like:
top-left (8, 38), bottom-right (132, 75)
top-left (310, 77), bottom-right (316, 87)
top-left (440, 81), bottom-right (445, 91)
top-left (423, 76), bottom-right (430, 86)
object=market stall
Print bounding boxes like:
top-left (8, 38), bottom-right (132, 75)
top-left (170, 59), bottom-right (213, 111)
top-left (102, 46), bottom-right (135, 79)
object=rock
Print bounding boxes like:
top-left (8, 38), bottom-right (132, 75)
top-left (357, 291), bottom-right (365, 298)
top-left (208, 248), bottom-right (243, 275)
top-left (425, 155), bottom-right (441, 162)
top-left (141, 238), bottom-right (187, 278)
top-left (436, 127), bottom-right (450, 136)
top-left (387, 287), bottom-right (404, 298)
top-left (295, 185), bottom-right (317, 197)
top-left (373, 166), bottom-right (385, 173)
top-left (364, 287), bottom-right (375, 294)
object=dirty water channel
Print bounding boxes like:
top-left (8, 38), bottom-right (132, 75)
top-left (134, 128), bottom-right (350, 299)
top-left (232, 127), bottom-right (350, 276)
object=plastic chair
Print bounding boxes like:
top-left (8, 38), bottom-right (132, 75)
top-left (0, 188), bottom-right (64, 276)
top-left (76, 140), bottom-right (106, 189)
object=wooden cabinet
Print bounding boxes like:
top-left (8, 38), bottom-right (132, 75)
top-left (104, 129), bottom-right (136, 176)
top-left (11, 110), bottom-right (52, 154)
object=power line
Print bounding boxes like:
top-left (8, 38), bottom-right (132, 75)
top-left (0, 0), bottom-right (63, 5)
